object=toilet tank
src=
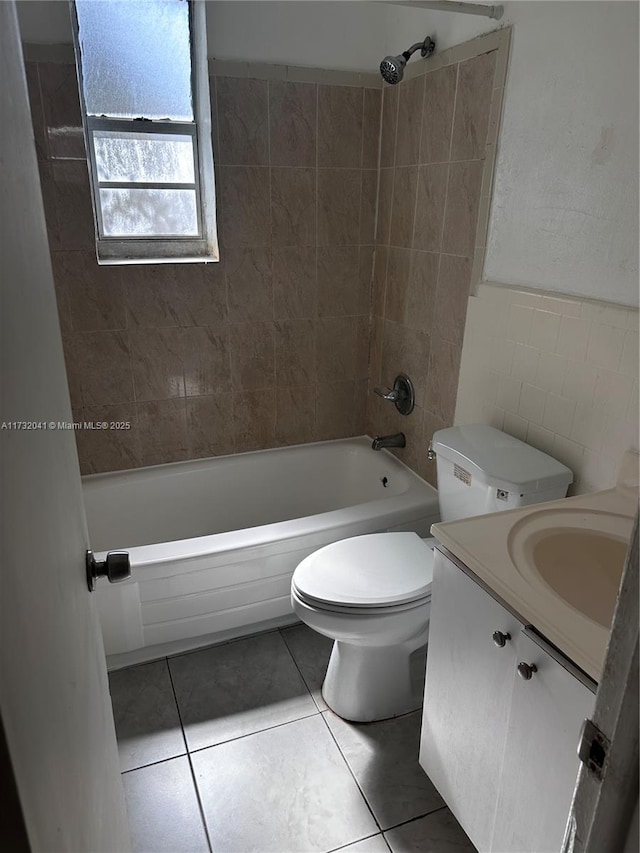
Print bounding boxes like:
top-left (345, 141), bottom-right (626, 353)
top-left (432, 424), bottom-right (573, 522)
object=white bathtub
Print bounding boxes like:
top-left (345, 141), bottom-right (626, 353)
top-left (83, 437), bottom-right (439, 668)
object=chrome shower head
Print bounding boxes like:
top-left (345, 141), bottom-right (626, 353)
top-left (380, 36), bottom-right (436, 85)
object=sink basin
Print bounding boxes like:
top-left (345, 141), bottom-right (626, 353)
top-left (508, 508), bottom-right (633, 628)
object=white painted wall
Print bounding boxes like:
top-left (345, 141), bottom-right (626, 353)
top-left (0, 3), bottom-right (130, 849)
top-left (484, 1), bottom-right (639, 307)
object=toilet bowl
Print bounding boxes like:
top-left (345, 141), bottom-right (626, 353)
top-left (291, 532), bottom-right (434, 722)
top-left (291, 425), bottom-right (574, 723)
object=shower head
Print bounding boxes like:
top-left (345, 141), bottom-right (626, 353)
top-left (380, 36), bottom-right (435, 85)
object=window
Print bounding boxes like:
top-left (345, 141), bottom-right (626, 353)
top-left (71, 0), bottom-right (218, 263)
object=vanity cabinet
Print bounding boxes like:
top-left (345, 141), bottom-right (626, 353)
top-left (420, 549), bottom-right (596, 853)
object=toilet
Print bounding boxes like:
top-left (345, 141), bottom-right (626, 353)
top-left (291, 424), bottom-right (573, 722)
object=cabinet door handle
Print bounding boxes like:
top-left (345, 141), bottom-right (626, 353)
top-left (517, 662), bottom-right (538, 680)
top-left (492, 630), bottom-right (511, 647)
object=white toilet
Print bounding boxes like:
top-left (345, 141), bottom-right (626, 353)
top-left (291, 424), bottom-right (573, 722)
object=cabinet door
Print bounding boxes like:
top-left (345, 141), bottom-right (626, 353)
top-left (491, 631), bottom-right (595, 853)
top-left (420, 551), bottom-right (522, 852)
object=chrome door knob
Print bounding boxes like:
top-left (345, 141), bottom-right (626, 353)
top-left (517, 662), bottom-right (538, 680)
top-left (492, 630), bottom-right (511, 647)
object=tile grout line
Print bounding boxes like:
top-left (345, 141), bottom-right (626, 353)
top-left (165, 657), bottom-right (215, 853)
top-left (277, 626), bottom-right (324, 710)
top-left (318, 711), bottom-right (383, 835)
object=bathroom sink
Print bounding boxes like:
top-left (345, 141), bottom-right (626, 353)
top-left (507, 508), bottom-right (633, 628)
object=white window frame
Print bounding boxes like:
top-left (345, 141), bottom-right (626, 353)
top-left (70, 0), bottom-right (219, 264)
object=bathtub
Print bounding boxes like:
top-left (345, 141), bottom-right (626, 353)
top-left (83, 437), bottom-right (439, 668)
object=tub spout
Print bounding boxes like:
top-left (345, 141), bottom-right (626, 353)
top-left (371, 433), bottom-right (406, 451)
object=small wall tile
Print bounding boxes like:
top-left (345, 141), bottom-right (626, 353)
top-left (275, 319), bottom-right (316, 386)
top-left (413, 164), bottom-right (448, 252)
top-left (273, 246), bottom-right (317, 320)
top-left (216, 77), bottom-right (269, 166)
top-left (511, 343), bottom-right (540, 385)
top-left (317, 246), bottom-right (361, 317)
top-left (535, 351), bottom-right (567, 396)
top-left (420, 65), bottom-right (457, 165)
top-left (362, 88), bottom-right (382, 169)
top-left (317, 169), bottom-right (361, 246)
top-left (380, 86), bottom-right (399, 168)
top-left (318, 85), bottom-right (363, 168)
top-left (229, 321), bottom-right (275, 390)
top-left (450, 51), bottom-right (497, 161)
top-left (136, 399), bottom-right (188, 467)
top-left (586, 322), bottom-right (625, 371)
top-left (389, 166), bottom-right (418, 248)
top-left (219, 166), bottom-right (271, 247)
top-left (270, 168), bottom-right (316, 247)
top-left (233, 390), bottom-right (276, 452)
top-left (395, 76), bottom-right (425, 167)
top-left (530, 310), bottom-right (561, 352)
top-left (542, 392), bottom-right (575, 438)
top-left (76, 330), bottom-right (133, 406)
top-left (186, 394), bottom-right (235, 458)
top-left (268, 81), bottom-right (317, 168)
top-left (518, 383), bottom-right (547, 425)
top-left (441, 160), bottom-right (483, 257)
top-left (130, 327), bottom-right (185, 402)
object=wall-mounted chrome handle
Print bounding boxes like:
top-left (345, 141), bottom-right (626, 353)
top-left (517, 662), bottom-right (538, 680)
top-left (372, 374), bottom-right (415, 415)
top-left (492, 630), bottom-right (511, 647)
top-left (374, 386), bottom-right (399, 402)
top-left (86, 549), bottom-right (131, 592)
top-left (427, 441), bottom-right (436, 461)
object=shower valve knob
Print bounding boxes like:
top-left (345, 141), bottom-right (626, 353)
top-left (86, 549), bottom-right (131, 592)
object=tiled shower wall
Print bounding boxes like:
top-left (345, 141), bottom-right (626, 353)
top-left (26, 59), bottom-right (380, 472)
top-left (366, 32), bottom-right (508, 486)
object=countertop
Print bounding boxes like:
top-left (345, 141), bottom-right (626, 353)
top-left (431, 478), bottom-right (638, 682)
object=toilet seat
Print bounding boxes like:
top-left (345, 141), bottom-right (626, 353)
top-left (292, 532), bottom-right (435, 611)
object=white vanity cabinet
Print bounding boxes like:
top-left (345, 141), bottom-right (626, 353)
top-left (420, 548), bottom-right (596, 853)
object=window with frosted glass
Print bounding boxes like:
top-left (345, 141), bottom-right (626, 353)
top-left (71, 0), bottom-right (218, 259)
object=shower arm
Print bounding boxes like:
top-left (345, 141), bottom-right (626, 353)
top-left (402, 41), bottom-right (429, 59)
top-left (378, 1), bottom-right (503, 20)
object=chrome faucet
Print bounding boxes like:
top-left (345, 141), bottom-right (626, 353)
top-left (371, 433), bottom-right (406, 451)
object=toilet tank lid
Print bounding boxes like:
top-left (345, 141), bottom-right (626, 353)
top-left (432, 424), bottom-right (573, 493)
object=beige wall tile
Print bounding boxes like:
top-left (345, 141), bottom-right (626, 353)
top-left (382, 321), bottom-right (431, 409)
top-left (384, 247), bottom-right (412, 323)
top-left (225, 247), bottom-right (273, 324)
top-left (318, 85), bottom-right (363, 168)
top-left (76, 403), bottom-right (140, 475)
top-left (276, 385), bottom-right (316, 446)
top-left (55, 251), bottom-right (126, 332)
top-left (186, 394), bottom-right (235, 458)
top-left (380, 85), bottom-right (399, 168)
top-left (405, 250), bottom-right (438, 333)
top-left (76, 330), bottom-right (134, 406)
top-left (372, 246), bottom-right (389, 319)
top-left (395, 76), bottom-right (425, 167)
top-left (389, 166), bottom-right (418, 248)
top-left (426, 336), bottom-right (462, 422)
top-left (39, 62), bottom-right (84, 160)
top-left (268, 81), bottom-right (317, 168)
top-left (219, 166), bottom-right (271, 247)
top-left (420, 65), bottom-right (457, 165)
top-left (375, 168), bottom-right (394, 245)
top-left (317, 246), bottom-right (361, 317)
top-left (136, 399), bottom-right (189, 467)
top-left (182, 327), bottom-right (231, 397)
top-left (233, 390), bottom-right (276, 452)
top-left (317, 168), bottom-right (361, 246)
top-left (360, 169), bottom-right (378, 245)
top-left (51, 161), bottom-right (95, 251)
top-left (413, 163), bottom-right (448, 252)
top-left (229, 321), bottom-right (275, 390)
top-left (450, 51), bottom-right (496, 162)
top-left (316, 317), bottom-right (360, 382)
top-left (273, 247), bottom-right (317, 320)
top-left (25, 62), bottom-right (47, 161)
top-left (441, 160), bottom-right (483, 257)
top-left (362, 88), bottom-right (382, 169)
top-left (216, 77), bottom-right (269, 165)
top-left (275, 319), bottom-right (316, 386)
top-left (433, 254), bottom-right (472, 346)
top-left (315, 381), bottom-right (356, 440)
top-left (130, 327), bottom-right (185, 402)
top-left (270, 167), bottom-right (316, 247)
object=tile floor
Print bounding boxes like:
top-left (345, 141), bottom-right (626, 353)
top-left (109, 624), bottom-right (477, 853)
